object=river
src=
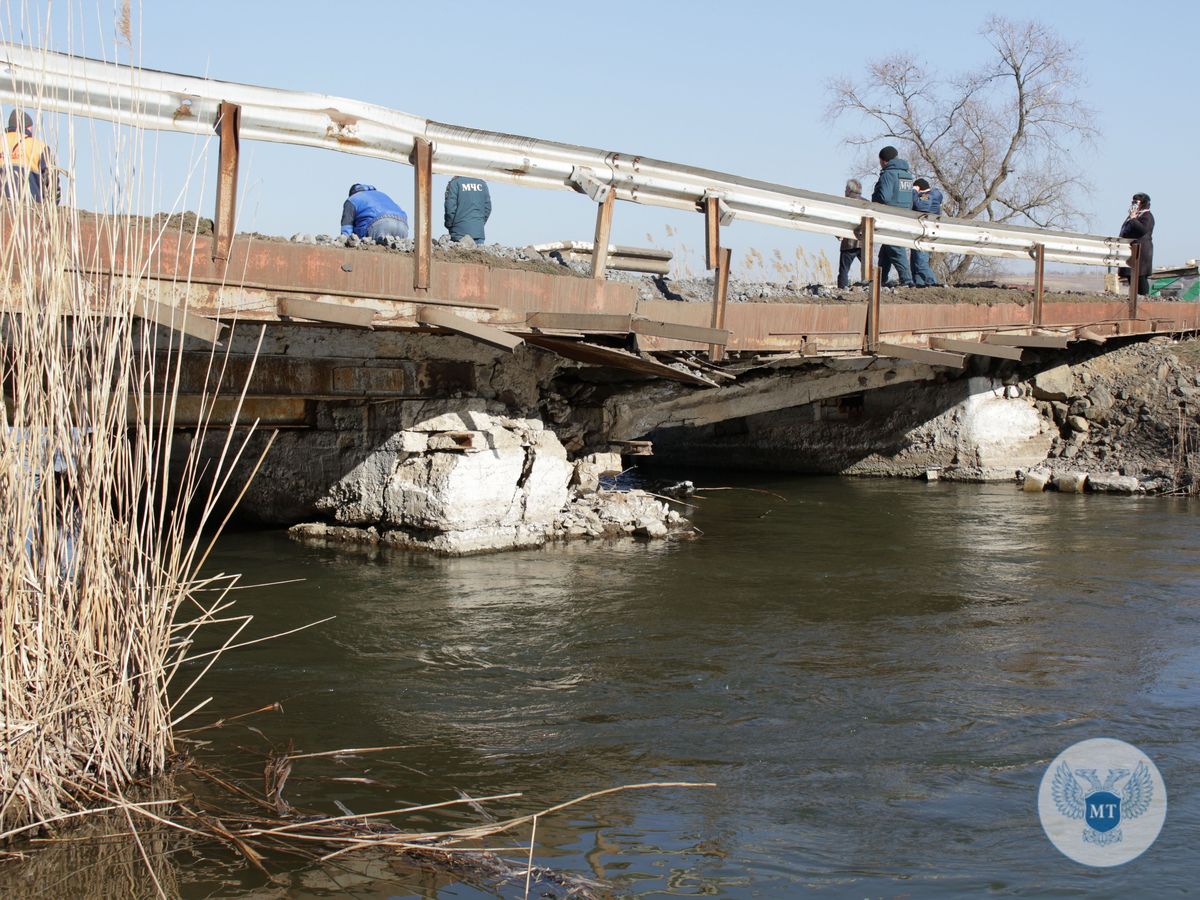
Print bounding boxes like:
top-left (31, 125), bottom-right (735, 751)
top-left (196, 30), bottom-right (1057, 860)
top-left (46, 477), bottom-right (1200, 896)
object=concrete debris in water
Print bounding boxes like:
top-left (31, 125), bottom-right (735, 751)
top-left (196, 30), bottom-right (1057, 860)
top-left (289, 416), bottom-right (689, 556)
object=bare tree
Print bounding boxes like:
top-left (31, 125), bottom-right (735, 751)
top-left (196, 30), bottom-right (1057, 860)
top-left (826, 16), bottom-right (1098, 281)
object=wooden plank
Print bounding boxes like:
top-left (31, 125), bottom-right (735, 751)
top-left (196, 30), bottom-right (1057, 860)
top-left (416, 306), bottom-right (522, 352)
top-left (1075, 327), bottom-right (1109, 344)
top-left (709, 246), bottom-right (731, 361)
top-left (411, 138), bottom-right (433, 292)
top-left (632, 316), bottom-right (729, 346)
top-left (278, 296), bottom-right (374, 328)
top-left (930, 337), bottom-right (1024, 361)
top-left (133, 295), bottom-right (223, 344)
top-left (591, 191), bottom-right (615, 279)
top-left (985, 333), bottom-right (1072, 349)
top-left (526, 311), bottom-right (632, 332)
top-left (875, 342), bottom-right (966, 368)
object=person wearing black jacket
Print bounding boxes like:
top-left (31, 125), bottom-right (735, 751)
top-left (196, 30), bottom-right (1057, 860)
top-left (1118, 193), bottom-right (1154, 295)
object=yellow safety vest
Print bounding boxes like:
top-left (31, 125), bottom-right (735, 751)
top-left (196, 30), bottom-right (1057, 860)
top-left (3, 131), bottom-right (49, 171)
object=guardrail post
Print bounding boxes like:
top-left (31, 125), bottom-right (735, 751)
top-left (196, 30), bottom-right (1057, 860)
top-left (1032, 242), bottom-right (1045, 326)
top-left (705, 195), bottom-right (720, 270)
top-left (860, 216), bottom-right (874, 290)
top-left (864, 265), bottom-right (881, 353)
top-left (213, 101), bottom-right (241, 264)
top-left (1127, 241), bottom-right (1141, 320)
top-left (410, 138), bottom-right (433, 292)
top-left (708, 246), bottom-right (731, 361)
top-left (590, 190), bottom-right (615, 280)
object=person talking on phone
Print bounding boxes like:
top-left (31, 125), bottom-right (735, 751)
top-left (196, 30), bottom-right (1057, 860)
top-left (1118, 193), bottom-right (1154, 296)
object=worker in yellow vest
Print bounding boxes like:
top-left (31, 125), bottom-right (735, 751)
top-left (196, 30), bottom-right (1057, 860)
top-left (3, 110), bottom-right (59, 203)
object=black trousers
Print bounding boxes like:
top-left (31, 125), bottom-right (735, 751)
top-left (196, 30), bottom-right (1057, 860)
top-left (1118, 267), bottom-right (1150, 296)
top-left (837, 247), bottom-right (861, 289)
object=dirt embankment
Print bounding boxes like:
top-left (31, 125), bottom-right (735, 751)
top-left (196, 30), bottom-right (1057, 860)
top-left (1031, 338), bottom-right (1200, 493)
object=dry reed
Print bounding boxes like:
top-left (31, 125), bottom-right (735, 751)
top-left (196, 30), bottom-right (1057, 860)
top-left (0, 34), bottom-right (265, 835)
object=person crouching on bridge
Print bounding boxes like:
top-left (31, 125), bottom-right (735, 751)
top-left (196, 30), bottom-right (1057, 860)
top-left (1118, 193), bottom-right (1154, 296)
top-left (910, 178), bottom-right (942, 286)
top-left (2, 109), bottom-right (59, 203)
top-left (871, 146), bottom-right (914, 287)
top-left (444, 175), bottom-right (492, 244)
top-left (837, 179), bottom-right (864, 289)
top-left (341, 183), bottom-right (409, 244)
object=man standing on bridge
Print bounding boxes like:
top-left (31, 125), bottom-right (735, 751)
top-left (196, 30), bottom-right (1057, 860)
top-left (444, 175), bottom-right (492, 244)
top-left (837, 178), bottom-right (864, 290)
top-left (909, 178), bottom-right (942, 286)
top-left (871, 146), bottom-right (914, 286)
top-left (340, 183), bottom-right (409, 243)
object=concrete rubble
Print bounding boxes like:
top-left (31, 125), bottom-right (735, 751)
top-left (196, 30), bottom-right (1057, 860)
top-left (288, 411), bottom-right (689, 556)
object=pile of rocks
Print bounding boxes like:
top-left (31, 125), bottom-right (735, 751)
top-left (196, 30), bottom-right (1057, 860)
top-left (1026, 339), bottom-right (1200, 494)
top-left (289, 406), bottom-right (689, 555)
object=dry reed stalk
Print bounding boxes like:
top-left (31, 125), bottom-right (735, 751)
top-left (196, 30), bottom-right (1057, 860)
top-left (1, 25), bottom-right (265, 836)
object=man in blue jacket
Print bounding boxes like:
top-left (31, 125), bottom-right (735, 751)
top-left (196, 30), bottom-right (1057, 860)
top-left (910, 178), bottom-right (943, 286)
top-left (340, 183), bottom-right (408, 243)
top-left (870, 146), bottom-right (914, 286)
top-left (444, 176), bottom-right (492, 243)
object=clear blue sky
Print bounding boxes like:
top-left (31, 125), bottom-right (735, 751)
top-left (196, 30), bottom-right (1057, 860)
top-left (9, 1), bottom-right (1198, 277)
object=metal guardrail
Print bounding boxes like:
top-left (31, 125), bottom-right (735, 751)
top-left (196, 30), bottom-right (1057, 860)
top-left (1, 42), bottom-right (1132, 268)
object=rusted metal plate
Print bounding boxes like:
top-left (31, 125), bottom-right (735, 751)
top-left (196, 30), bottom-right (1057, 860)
top-left (131, 395), bottom-right (309, 427)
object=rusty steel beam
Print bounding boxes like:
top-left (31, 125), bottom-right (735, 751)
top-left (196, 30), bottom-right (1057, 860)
top-left (590, 191), bottom-right (615, 279)
top-left (1032, 242), bottom-right (1045, 326)
top-left (133, 295), bottom-right (224, 344)
top-left (861, 217), bottom-right (874, 289)
top-left (632, 317), bottom-right (729, 347)
top-left (1128, 241), bottom-right (1141, 320)
top-left (708, 246), bottom-right (732, 361)
top-left (526, 311), bottom-right (632, 333)
top-left (411, 137), bottom-right (433, 292)
top-left (704, 194), bottom-right (720, 270)
top-left (985, 333), bottom-right (1072, 349)
top-left (213, 101), bottom-right (241, 264)
top-left (865, 265), bottom-right (881, 352)
top-left (524, 335), bottom-right (717, 387)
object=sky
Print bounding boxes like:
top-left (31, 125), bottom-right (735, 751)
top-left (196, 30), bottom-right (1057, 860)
top-left (4, 1), bottom-right (1197, 278)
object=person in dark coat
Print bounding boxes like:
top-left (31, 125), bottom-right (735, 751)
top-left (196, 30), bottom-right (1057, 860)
top-left (1118, 192), bottom-right (1154, 295)
top-left (909, 178), bottom-right (943, 286)
top-left (870, 146), bottom-right (914, 286)
top-left (444, 176), bottom-right (492, 243)
top-left (340, 183), bottom-right (408, 243)
top-left (837, 179), bottom-right (864, 289)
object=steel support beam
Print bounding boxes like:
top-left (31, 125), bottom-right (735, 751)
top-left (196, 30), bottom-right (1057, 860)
top-left (213, 101), bottom-right (241, 264)
top-left (411, 137), bottom-right (433, 292)
top-left (985, 333), bottom-right (1072, 349)
top-left (278, 296), bottom-right (375, 328)
top-left (875, 343), bottom-right (966, 368)
top-left (704, 194), bottom-right (720, 270)
top-left (591, 190), bottom-right (615, 279)
top-left (709, 246), bottom-right (732, 361)
top-left (133, 295), bottom-right (223, 344)
top-left (417, 306), bottom-right (522, 352)
top-left (861, 217), bottom-right (874, 289)
top-left (1128, 241), bottom-right (1141, 320)
top-left (865, 265), bottom-right (881, 352)
top-left (929, 337), bottom-right (1024, 361)
top-left (1032, 242), bottom-right (1045, 327)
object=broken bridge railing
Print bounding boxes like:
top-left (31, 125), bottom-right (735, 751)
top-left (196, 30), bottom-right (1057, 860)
top-left (1, 42), bottom-right (1146, 360)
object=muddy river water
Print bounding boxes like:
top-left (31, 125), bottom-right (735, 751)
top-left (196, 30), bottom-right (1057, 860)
top-left (47, 477), bottom-right (1200, 897)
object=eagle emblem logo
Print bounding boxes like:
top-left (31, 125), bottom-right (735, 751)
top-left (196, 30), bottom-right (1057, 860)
top-left (1051, 760), bottom-right (1155, 847)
